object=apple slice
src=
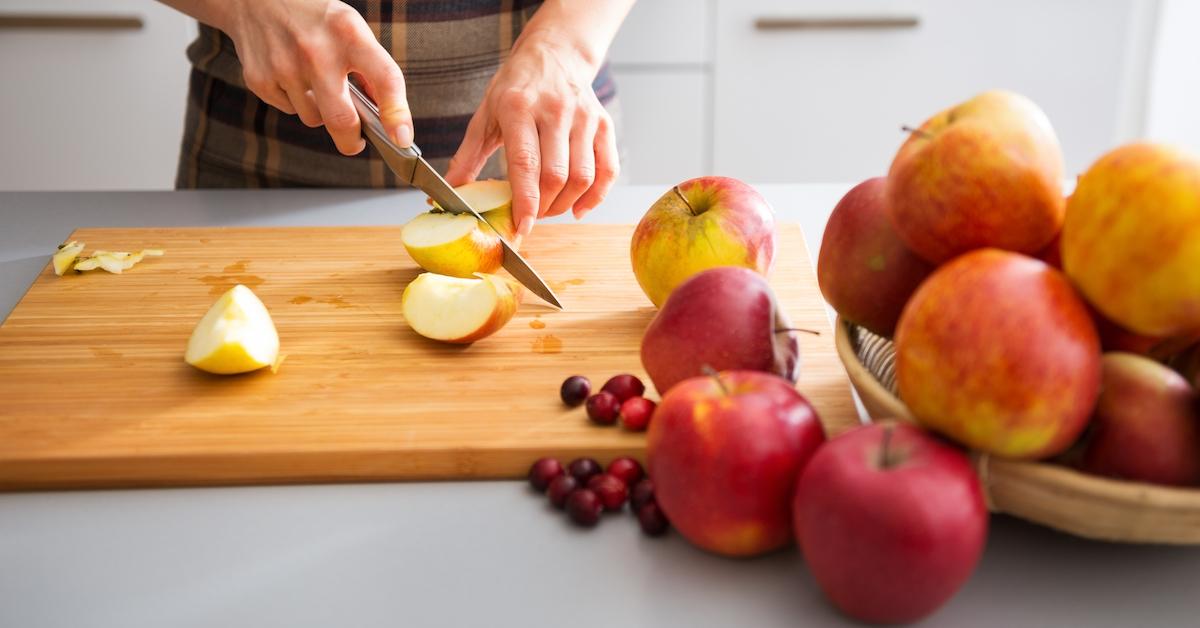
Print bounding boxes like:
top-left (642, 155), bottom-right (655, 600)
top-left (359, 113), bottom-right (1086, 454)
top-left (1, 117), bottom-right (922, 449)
top-left (52, 241), bottom-right (85, 276)
top-left (401, 272), bottom-right (522, 344)
top-left (402, 180), bottom-right (515, 278)
top-left (185, 284), bottom-right (281, 374)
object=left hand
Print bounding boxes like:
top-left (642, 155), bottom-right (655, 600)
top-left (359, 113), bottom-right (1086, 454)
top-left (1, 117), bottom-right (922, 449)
top-left (445, 35), bottom-right (619, 237)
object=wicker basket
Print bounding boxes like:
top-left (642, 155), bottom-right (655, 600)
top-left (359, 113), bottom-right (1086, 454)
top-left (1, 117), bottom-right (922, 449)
top-left (834, 316), bottom-right (1200, 545)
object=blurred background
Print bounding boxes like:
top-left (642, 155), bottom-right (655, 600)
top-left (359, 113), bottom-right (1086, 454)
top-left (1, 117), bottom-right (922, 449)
top-left (0, 0), bottom-right (1196, 190)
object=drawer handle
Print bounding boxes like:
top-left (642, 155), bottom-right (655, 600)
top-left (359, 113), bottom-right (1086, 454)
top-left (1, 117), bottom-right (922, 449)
top-left (754, 16), bottom-right (919, 30)
top-left (0, 14), bottom-right (144, 30)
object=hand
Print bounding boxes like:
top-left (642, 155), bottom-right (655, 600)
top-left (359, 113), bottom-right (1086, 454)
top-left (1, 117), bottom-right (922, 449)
top-left (220, 0), bottom-right (412, 154)
top-left (445, 34), bottom-right (619, 237)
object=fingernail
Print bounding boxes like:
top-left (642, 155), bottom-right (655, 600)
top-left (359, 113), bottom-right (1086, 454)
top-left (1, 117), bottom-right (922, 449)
top-left (393, 123), bottom-right (413, 147)
top-left (517, 217), bottom-right (533, 237)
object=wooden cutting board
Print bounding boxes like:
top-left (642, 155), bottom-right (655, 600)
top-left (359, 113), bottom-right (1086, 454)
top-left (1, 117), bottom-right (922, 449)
top-left (0, 224), bottom-right (857, 490)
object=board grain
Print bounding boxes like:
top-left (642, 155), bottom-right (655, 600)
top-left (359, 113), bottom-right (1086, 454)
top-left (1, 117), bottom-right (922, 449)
top-left (0, 224), bottom-right (857, 490)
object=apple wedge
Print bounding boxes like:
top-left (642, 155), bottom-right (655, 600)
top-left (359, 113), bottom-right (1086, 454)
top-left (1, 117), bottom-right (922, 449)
top-left (185, 284), bottom-right (281, 375)
top-left (402, 180), bottom-right (516, 278)
top-left (402, 272), bottom-right (522, 344)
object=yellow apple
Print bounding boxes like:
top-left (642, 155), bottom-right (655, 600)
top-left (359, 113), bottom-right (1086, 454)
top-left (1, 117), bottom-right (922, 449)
top-left (1062, 142), bottom-right (1200, 338)
top-left (402, 180), bottom-right (516, 278)
top-left (401, 272), bottom-right (522, 344)
top-left (185, 284), bottom-right (280, 374)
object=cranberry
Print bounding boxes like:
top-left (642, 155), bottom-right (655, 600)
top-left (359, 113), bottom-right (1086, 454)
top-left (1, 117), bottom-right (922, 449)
top-left (630, 479), bottom-right (656, 511)
top-left (586, 473), bottom-right (629, 511)
top-left (560, 375), bottom-right (591, 407)
top-left (528, 457), bottom-right (563, 492)
top-left (619, 397), bottom-right (657, 431)
top-left (566, 489), bottom-right (603, 527)
top-left (585, 392), bottom-right (621, 425)
top-left (547, 475), bottom-right (578, 509)
top-left (606, 457), bottom-right (645, 486)
top-left (601, 374), bottom-right (646, 402)
top-left (637, 501), bottom-right (670, 536)
top-left (568, 457), bottom-right (602, 484)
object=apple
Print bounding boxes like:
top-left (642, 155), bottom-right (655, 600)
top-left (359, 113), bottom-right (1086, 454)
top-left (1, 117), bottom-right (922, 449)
top-left (185, 284), bottom-right (280, 374)
top-left (887, 90), bottom-right (1065, 264)
top-left (401, 272), bottom-right (522, 343)
top-left (631, 176), bottom-right (776, 307)
top-left (1092, 307), bottom-right (1162, 356)
top-left (640, 267), bottom-right (799, 396)
top-left (895, 249), bottom-right (1101, 459)
top-left (1062, 142), bottom-right (1200, 338)
top-left (1081, 353), bottom-right (1200, 486)
top-left (647, 370), bottom-right (825, 557)
top-left (401, 180), bottom-right (516, 278)
top-left (817, 177), bottom-right (933, 337)
top-left (793, 422), bottom-right (987, 624)
top-left (1167, 342), bottom-right (1200, 388)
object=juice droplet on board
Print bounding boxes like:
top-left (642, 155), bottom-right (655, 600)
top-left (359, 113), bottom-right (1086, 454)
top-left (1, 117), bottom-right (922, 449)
top-left (290, 295), bottom-right (314, 304)
top-left (200, 274), bottom-right (264, 296)
top-left (532, 334), bottom-right (562, 354)
top-left (222, 260), bottom-right (250, 273)
top-left (529, 319), bottom-right (546, 329)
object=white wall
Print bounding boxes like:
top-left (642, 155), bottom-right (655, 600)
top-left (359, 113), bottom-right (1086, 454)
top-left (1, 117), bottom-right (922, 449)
top-left (1144, 0), bottom-right (1200, 155)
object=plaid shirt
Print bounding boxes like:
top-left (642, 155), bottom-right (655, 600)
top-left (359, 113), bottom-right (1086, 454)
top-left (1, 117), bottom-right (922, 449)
top-left (176, 0), bottom-right (617, 188)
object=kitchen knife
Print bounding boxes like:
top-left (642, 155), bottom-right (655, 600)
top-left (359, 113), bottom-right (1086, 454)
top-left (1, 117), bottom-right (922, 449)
top-left (347, 81), bottom-right (562, 309)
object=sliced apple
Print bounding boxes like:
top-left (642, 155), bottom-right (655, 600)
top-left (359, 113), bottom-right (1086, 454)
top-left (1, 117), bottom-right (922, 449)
top-left (185, 284), bottom-right (280, 375)
top-left (52, 241), bottom-right (85, 276)
top-left (402, 180), bottom-right (516, 278)
top-left (401, 272), bottom-right (522, 344)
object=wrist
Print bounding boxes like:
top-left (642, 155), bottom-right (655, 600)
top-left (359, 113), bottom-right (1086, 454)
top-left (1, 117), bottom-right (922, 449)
top-left (515, 28), bottom-right (603, 83)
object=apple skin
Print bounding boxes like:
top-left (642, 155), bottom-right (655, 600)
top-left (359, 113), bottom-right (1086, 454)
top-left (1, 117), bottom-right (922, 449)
top-left (631, 176), bottom-right (776, 307)
top-left (817, 177), bottom-right (934, 337)
top-left (793, 422), bottom-right (988, 624)
top-left (895, 249), bottom-right (1101, 459)
top-left (1062, 142), bottom-right (1200, 338)
top-left (887, 90), bottom-right (1065, 264)
top-left (402, 204), bottom-right (515, 279)
top-left (400, 272), bottom-right (522, 344)
top-left (647, 370), bottom-right (825, 558)
top-left (1081, 353), bottom-right (1200, 486)
top-left (640, 267), bottom-right (799, 396)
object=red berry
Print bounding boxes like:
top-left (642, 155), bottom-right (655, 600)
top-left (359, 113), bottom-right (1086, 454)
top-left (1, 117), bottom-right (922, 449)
top-left (586, 473), bottom-right (629, 511)
top-left (637, 501), bottom-right (670, 536)
top-left (585, 392), bottom-right (621, 425)
top-left (606, 457), bottom-right (645, 486)
top-left (568, 458), bottom-right (602, 484)
top-left (619, 397), bottom-right (657, 431)
top-left (560, 375), bottom-right (591, 407)
top-left (601, 374), bottom-right (645, 402)
top-left (566, 489), bottom-right (603, 527)
top-left (630, 479), bottom-right (656, 511)
top-left (528, 457), bottom-right (564, 492)
top-left (547, 475), bottom-right (578, 509)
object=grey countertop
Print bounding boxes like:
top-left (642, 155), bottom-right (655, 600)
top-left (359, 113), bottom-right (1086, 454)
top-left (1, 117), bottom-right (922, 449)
top-left (1, 186), bottom-right (1198, 628)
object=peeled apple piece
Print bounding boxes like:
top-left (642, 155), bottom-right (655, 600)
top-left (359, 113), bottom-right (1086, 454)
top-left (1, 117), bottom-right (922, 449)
top-left (52, 241), bottom-right (85, 275)
top-left (402, 180), bottom-right (516, 278)
top-left (54, 241), bottom-right (165, 275)
top-left (401, 272), bottom-right (522, 344)
top-left (185, 284), bottom-right (281, 375)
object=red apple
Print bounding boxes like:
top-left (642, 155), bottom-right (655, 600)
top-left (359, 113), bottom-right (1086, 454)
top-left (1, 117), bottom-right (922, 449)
top-left (1091, 307), bottom-right (1162, 356)
top-left (794, 422), bottom-right (988, 624)
top-left (631, 176), bottom-right (776, 307)
top-left (888, 90), bottom-right (1065, 263)
top-left (895, 249), bottom-right (1101, 459)
top-left (647, 370), bottom-right (825, 557)
top-left (1081, 353), bottom-right (1200, 486)
top-left (640, 267), bottom-right (799, 396)
top-left (817, 177), bottom-right (934, 338)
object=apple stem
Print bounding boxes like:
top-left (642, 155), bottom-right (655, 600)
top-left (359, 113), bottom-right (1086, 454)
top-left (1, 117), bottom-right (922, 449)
top-left (775, 327), bottom-right (820, 336)
top-left (879, 424), bottom-right (896, 470)
top-left (673, 186), bottom-right (698, 217)
top-left (900, 125), bottom-right (932, 140)
top-left (701, 365), bottom-right (730, 396)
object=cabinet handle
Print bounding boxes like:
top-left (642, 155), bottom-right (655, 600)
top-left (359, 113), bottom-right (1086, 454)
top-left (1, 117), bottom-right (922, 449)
top-left (0, 14), bottom-right (144, 30)
top-left (754, 16), bottom-right (919, 30)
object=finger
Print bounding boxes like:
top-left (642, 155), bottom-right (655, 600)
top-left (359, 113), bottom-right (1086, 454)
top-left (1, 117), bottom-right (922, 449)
top-left (445, 106), bottom-right (499, 187)
top-left (349, 47), bottom-right (413, 146)
top-left (573, 113), bottom-right (619, 218)
top-left (286, 86), bottom-right (323, 127)
top-left (544, 111), bottom-right (598, 219)
top-left (499, 110), bottom-right (541, 237)
top-left (312, 76), bottom-right (366, 155)
top-left (535, 109), bottom-right (571, 219)
top-left (245, 71), bottom-right (296, 115)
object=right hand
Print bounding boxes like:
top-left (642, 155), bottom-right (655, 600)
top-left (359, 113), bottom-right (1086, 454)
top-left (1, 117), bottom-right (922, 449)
top-left (221, 0), bottom-right (412, 154)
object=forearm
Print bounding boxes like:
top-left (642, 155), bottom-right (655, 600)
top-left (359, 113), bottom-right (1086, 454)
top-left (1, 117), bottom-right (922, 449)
top-left (514, 0), bottom-right (636, 78)
top-left (157, 0), bottom-right (236, 32)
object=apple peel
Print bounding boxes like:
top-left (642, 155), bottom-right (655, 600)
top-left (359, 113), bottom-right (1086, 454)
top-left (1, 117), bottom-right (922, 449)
top-left (53, 241), bottom-right (165, 275)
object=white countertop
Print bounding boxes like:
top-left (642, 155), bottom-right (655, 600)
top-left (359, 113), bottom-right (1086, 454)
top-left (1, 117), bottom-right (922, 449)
top-left (1, 186), bottom-right (1197, 627)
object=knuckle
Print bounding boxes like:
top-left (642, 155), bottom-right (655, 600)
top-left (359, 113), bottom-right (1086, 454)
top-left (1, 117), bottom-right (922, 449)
top-left (570, 165), bottom-right (596, 188)
top-left (499, 87), bottom-right (535, 110)
top-left (542, 162), bottom-right (569, 186)
top-left (508, 146), bottom-right (540, 174)
top-left (325, 5), bottom-right (363, 38)
top-left (324, 107), bottom-right (358, 131)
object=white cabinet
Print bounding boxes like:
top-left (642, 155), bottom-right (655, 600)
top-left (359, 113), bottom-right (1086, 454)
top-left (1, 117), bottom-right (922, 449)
top-left (0, 2), bottom-right (194, 191)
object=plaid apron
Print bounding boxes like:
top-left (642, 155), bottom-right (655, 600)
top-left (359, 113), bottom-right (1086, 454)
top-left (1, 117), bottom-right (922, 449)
top-left (176, 0), bottom-right (618, 188)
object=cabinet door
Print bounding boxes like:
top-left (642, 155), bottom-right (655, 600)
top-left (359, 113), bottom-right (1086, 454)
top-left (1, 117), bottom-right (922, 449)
top-left (713, 0), bottom-right (1152, 182)
top-left (0, 2), bottom-right (194, 190)
top-left (611, 71), bottom-right (708, 185)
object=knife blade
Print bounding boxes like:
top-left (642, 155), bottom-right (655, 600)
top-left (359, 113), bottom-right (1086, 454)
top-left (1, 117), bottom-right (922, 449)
top-left (347, 81), bottom-right (562, 309)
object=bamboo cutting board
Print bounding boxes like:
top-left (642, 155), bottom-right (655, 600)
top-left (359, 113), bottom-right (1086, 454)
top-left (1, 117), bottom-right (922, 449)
top-left (0, 224), bottom-right (857, 490)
